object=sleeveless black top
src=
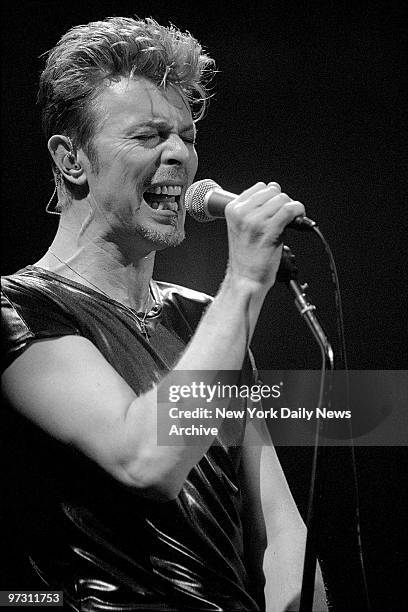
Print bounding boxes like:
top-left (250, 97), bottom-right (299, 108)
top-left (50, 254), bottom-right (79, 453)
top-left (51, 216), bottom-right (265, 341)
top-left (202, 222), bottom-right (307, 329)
top-left (1, 267), bottom-right (260, 611)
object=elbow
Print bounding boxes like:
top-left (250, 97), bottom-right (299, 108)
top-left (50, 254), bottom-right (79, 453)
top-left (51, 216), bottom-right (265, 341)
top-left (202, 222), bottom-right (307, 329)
top-left (114, 454), bottom-right (185, 501)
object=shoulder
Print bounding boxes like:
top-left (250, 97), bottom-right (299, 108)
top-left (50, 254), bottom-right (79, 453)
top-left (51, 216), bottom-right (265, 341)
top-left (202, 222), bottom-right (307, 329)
top-left (1, 268), bottom-right (80, 372)
top-left (2, 267), bottom-right (38, 296)
top-left (1, 267), bottom-right (76, 317)
top-left (2, 267), bottom-right (52, 326)
top-left (2, 267), bottom-right (66, 304)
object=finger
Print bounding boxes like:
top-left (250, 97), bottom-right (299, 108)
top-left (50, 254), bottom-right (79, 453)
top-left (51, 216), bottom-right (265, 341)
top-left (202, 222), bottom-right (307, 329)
top-left (263, 201), bottom-right (306, 235)
top-left (233, 185), bottom-right (284, 213)
top-left (234, 182), bottom-right (267, 204)
top-left (244, 192), bottom-right (293, 222)
top-left (267, 181), bottom-right (281, 192)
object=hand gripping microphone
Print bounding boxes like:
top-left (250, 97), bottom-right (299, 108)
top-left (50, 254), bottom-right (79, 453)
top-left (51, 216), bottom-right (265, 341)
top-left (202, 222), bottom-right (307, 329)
top-left (185, 179), bottom-right (317, 231)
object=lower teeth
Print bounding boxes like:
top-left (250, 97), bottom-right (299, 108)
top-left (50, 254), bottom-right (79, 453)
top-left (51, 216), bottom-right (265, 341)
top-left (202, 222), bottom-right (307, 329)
top-left (144, 199), bottom-right (177, 211)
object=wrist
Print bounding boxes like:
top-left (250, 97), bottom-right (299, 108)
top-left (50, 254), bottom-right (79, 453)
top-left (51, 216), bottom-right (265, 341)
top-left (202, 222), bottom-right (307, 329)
top-left (222, 268), bottom-right (270, 303)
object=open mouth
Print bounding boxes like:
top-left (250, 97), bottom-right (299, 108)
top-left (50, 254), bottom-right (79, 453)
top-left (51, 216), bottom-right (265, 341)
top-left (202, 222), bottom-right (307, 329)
top-left (143, 184), bottom-right (182, 212)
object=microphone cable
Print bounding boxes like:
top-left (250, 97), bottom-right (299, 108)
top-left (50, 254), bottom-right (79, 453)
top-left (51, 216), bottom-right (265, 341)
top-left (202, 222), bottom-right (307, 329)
top-left (302, 224), bottom-right (372, 612)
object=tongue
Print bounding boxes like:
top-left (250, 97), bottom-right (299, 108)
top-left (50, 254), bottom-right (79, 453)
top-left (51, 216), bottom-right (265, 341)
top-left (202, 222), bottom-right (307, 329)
top-left (144, 193), bottom-right (177, 210)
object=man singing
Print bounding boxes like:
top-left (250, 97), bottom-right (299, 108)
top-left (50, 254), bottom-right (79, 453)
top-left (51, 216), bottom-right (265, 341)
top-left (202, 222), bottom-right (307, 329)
top-left (1, 16), bottom-right (327, 611)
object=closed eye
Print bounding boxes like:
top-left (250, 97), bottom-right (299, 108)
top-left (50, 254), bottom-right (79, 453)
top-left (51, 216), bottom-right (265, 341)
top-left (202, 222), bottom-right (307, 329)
top-left (131, 130), bottom-right (196, 146)
top-left (131, 133), bottom-right (162, 147)
top-left (181, 135), bottom-right (196, 144)
top-left (135, 134), bottom-right (160, 141)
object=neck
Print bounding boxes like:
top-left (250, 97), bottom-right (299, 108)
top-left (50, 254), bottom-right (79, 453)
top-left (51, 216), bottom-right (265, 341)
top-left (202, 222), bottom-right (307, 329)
top-left (36, 201), bottom-right (157, 312)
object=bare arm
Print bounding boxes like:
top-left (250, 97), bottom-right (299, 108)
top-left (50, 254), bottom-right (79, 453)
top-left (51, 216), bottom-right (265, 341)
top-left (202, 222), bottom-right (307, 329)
top-left (2, 183), bottom-right (305, 500)
top-left (240, 418), bottom-right (328, 611)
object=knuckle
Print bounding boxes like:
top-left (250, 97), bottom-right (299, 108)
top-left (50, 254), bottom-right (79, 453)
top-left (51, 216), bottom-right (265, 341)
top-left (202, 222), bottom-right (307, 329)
top-left (225, 200), bottom-right (236, 218)
top-left (292, 200), bottom-right (305, 211)
top-left (285, 200), bottom-right (305, 216)
top-left (225, 201), bottom-right (243, 224)
top-left (241, 182), bottom-right (265, 197)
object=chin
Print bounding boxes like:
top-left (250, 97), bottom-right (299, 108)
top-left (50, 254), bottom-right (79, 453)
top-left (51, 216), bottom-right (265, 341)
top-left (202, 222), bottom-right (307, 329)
top-left (136, 224), bottom-right (185, 249)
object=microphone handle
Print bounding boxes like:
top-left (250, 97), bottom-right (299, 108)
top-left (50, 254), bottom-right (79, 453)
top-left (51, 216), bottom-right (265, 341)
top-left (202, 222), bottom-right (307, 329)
top-left (206, 189), bottom-right (316, 231)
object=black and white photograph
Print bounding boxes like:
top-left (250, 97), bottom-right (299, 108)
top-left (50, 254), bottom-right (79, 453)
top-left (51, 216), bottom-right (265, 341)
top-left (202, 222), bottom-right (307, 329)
top-left (1, 1), bottom-right (406, 610)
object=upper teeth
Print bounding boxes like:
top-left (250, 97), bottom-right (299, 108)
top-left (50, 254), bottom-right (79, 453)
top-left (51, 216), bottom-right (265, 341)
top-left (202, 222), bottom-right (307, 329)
top-left (146, 185), bottom-right (182, 196)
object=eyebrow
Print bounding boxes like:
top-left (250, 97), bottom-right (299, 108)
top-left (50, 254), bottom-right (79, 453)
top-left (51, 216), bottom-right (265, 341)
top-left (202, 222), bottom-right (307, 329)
top-left (124, 120), bottom-right (196, 135)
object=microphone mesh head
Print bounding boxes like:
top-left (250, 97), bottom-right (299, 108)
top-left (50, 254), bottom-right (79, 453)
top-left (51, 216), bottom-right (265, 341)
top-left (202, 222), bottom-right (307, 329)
top-left (185, 179), bottom-right (220, 222)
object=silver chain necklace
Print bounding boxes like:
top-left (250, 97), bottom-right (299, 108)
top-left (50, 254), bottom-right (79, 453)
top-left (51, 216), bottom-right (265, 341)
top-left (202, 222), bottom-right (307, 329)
top-left (48, 250), bottom-right (157, 337)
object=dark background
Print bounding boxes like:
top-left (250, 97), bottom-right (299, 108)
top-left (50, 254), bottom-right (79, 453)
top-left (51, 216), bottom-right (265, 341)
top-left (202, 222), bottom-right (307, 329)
top-left (1, 0), bottom-right (407, 610)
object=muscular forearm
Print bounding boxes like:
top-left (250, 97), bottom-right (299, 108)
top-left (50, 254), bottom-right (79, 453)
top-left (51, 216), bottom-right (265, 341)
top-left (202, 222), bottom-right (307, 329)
top-left (176, 272), bottom-right (267, 370)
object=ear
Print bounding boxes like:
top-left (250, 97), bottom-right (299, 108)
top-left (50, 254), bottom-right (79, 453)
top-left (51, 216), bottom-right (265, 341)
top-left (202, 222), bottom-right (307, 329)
top-left (48, 135), bottom-right (87, 186)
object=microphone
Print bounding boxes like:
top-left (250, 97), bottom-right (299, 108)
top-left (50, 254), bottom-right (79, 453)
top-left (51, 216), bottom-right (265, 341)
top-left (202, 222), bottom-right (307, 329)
top-left (185, 179), bottom-right (317, 231)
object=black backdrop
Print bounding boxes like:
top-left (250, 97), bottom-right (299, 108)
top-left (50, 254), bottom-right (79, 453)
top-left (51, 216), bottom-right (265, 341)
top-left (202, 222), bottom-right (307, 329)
top-left (1, 1), bottom-right (407, 610)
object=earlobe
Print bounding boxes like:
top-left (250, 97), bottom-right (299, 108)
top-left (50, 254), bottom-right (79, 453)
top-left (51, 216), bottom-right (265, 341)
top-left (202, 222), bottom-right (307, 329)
top-left (48, 134), bottom-right (87, 186)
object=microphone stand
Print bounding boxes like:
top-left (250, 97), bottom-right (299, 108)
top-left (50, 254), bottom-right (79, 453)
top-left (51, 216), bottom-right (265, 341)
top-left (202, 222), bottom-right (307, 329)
top-left (278, 247), bottom-right (334, 611)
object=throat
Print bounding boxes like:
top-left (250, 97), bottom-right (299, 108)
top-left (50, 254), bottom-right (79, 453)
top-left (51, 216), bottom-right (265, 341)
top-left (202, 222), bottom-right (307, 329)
top-left (45, 247), bottom-right (156, 310)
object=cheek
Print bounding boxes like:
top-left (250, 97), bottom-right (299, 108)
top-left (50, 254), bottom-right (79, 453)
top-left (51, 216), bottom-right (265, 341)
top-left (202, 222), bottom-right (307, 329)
top-left (95, 141), bottom-right (138, 180)
top-left (103, 159), bottom-right (141, 193)
top-left (118, 164), bottom-right (138, 187)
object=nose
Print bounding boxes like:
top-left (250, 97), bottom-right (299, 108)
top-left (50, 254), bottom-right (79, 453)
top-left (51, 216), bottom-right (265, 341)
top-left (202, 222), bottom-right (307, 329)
top-left (161, 133), bottom-right (190, 166)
